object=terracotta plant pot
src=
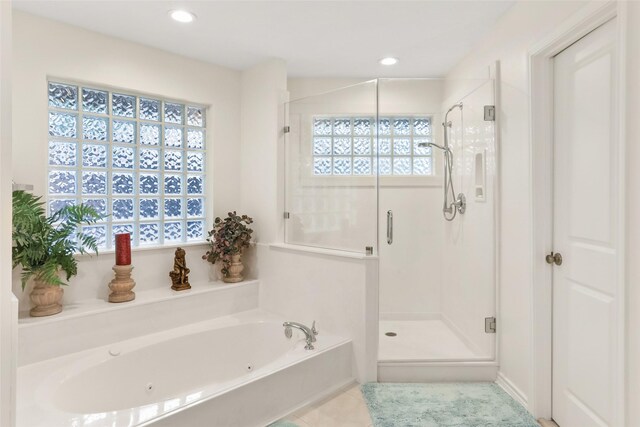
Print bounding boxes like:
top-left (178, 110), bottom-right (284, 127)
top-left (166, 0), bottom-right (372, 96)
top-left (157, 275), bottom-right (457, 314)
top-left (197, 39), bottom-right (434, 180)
top-left (223, 254), bottom-right (244, 283)
top-left (29, 279), bottom-right (63, 317)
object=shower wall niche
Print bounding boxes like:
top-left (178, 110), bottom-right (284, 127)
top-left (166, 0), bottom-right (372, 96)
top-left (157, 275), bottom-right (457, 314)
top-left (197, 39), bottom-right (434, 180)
top-left (284, 77), bottom-right (498, 375)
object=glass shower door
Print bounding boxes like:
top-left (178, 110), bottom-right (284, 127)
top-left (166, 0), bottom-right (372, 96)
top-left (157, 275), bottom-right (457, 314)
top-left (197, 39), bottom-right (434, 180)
top-left (439, 79), bottom-right (497, 361)
top-left (377, 78), bottom-right (497, 362)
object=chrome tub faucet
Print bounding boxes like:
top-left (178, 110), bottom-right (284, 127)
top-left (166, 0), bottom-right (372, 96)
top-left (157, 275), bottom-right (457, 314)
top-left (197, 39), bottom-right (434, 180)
top-left (283, 321), bottom-right (318, 350)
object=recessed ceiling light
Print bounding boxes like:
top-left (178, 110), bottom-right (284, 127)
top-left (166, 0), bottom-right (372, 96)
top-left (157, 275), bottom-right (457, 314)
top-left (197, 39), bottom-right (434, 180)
top-left (379, 57), bottom-right (398, 66)
top-left (169, 9), bottom-right (196, 23)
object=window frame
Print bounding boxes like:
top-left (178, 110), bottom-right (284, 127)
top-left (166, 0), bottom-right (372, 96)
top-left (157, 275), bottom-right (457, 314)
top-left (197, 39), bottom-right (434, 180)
top-left (46, 78), bottom-right (209, 251)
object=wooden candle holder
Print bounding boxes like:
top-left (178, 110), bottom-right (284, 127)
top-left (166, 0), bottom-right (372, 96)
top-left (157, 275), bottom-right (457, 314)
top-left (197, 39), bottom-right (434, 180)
top-left (108, 264), bottom-right (136, 303)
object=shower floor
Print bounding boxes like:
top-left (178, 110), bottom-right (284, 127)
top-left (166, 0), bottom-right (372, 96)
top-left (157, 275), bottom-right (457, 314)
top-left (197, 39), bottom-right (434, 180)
top-left (378, 319), bottom-right (482, 361)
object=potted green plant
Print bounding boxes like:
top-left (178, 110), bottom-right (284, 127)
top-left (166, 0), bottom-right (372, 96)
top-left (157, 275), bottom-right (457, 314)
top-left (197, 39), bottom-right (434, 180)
top-left (203, 211), bottom-right (253, 283)
top-left (12, 190), bottom-right (103, 317)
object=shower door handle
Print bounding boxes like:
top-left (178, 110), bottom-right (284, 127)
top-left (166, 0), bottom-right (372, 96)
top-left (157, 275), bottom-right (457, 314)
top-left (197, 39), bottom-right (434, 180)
top-left (387, 210), bottom-right (393, 245)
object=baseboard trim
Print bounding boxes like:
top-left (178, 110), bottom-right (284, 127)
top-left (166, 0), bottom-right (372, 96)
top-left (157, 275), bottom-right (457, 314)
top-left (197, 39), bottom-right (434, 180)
top-left (496, 371), bottom-right (529, 409)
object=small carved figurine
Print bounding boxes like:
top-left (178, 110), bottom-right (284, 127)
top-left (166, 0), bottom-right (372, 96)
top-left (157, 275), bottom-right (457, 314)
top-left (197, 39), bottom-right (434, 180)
top-left (170, 247), bottom-right (191, 291)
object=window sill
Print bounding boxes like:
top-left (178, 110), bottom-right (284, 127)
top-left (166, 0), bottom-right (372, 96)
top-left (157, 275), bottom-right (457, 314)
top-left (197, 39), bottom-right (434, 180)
top-left (299, 175), bottom-right (442, 188)
top-left (75, 240), bottom-right (208, 258)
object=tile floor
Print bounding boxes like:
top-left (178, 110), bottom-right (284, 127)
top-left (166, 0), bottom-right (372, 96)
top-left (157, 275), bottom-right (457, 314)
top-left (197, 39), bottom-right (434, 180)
top-left (283, 383), bottom-right (373, 427)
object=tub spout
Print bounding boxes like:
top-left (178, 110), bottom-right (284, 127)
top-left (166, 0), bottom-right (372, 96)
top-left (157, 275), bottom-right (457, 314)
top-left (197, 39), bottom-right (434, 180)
top-left (283, 321), bottom-right (318, 350)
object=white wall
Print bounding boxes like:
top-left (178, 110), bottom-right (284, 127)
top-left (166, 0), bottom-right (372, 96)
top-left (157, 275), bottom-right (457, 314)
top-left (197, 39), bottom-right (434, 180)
top-left (240, 59), bottom-right (288, 244)
top-left (444, 0), bottom-right (609, 413)
top-left (0, 2), bottom-right (17, 425)
top-left (11, 12), bottom-right (242, 311)
top-left (288, 78), bottom-right (371, 100)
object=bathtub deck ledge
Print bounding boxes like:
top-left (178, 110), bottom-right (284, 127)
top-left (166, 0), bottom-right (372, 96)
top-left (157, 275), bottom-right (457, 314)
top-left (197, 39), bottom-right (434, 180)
top-left (18, 279), bottom-right (259, 327)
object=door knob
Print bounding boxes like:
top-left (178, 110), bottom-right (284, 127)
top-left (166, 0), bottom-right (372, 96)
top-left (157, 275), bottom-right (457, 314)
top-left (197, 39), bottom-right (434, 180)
top-left (545, 252), bottom-right (563, 266)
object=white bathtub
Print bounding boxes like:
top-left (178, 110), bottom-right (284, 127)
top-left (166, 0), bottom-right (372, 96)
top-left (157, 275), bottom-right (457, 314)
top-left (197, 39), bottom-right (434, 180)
top-left (18, 309), bottom-right (353, 427)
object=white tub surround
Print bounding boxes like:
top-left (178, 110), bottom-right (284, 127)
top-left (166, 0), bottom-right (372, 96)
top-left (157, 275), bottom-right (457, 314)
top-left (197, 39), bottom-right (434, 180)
top-left (18, 280), bottom-right (259, 366)
top-left (18, 310), bottom-right (353, 427)
top-left (257, 243), bottom-right (379, 383)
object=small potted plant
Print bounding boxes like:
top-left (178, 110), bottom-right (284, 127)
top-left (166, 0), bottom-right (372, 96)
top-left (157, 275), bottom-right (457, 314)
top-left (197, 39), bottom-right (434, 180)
top-left (12, 190), bottom-right (103, 317)
top-left (203, 211), bottom-right (253, 283)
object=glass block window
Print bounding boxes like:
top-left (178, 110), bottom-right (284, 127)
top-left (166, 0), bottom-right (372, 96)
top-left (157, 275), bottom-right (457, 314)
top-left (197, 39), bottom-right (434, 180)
top-left (47, 81), bottom-right (207, 249)
top-left (312, 116), bottom-right (433, 176)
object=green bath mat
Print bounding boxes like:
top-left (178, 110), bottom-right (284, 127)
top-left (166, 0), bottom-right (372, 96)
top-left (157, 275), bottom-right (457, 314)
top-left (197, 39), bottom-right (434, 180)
top-left (361, 382), bottom-right (539, 427)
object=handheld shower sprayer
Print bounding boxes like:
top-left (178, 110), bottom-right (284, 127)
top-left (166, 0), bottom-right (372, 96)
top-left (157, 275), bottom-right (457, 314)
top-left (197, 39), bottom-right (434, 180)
top-left (423, 142), bottom-right (448, 152)
top-left (418, 102), bottom-right (466, 221)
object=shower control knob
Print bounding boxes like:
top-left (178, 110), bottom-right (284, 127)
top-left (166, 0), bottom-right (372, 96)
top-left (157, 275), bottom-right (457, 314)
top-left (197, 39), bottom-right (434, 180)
top-left (545, 252), bottom-right (563, 266)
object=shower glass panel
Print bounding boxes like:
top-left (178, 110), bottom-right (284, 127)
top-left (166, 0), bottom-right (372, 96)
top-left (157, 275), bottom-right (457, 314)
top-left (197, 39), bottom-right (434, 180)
top-left (377, 78), bottom-right (497, 363)
top-left (440, 78), bottom-right (497, 360)
top-left (283, 81), bottom-right (378, 253)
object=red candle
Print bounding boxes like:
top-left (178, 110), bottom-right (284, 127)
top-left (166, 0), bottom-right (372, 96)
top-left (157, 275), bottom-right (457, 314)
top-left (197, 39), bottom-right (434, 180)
top-left (115, 233), bottom-right (131, 266)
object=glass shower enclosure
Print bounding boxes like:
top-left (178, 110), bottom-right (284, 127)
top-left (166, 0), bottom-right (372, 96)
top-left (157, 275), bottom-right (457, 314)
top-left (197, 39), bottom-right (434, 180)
top-left (283, 78), bottom-right (498, 370)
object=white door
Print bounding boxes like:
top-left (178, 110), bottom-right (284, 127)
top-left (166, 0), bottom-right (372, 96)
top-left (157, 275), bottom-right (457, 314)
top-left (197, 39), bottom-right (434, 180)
top-left (552, 18), bottom-right (620, 427)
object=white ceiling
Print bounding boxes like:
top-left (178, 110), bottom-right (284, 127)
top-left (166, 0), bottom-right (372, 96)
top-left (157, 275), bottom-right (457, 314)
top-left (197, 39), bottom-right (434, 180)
top-left (12, 0), bottom-right (514, 78)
